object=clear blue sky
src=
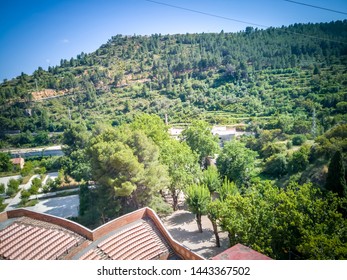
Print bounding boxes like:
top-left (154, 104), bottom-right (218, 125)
top-left (1, 0), bottom-right (346, 81)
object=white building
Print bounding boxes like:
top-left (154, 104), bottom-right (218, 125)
top-left (211, 126), bottom-right (236, 145)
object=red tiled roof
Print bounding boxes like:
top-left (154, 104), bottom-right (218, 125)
top-left (10, 158), bottom-right (24, 165)
top-left (211, 243), bottom-right (272, 260)
top-left (0, 219), bottom-right (84, 260)
top-left (0, 208), bottom-right (204, 260)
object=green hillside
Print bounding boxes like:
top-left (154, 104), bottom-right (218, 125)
top-left (1, 21), bottom-right (346, 141)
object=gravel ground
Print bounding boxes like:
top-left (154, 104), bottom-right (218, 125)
top-left (162, 209), bottom-right (229, 259)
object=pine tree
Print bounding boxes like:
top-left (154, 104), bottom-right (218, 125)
top-left (325, 150), bottom-right (346, 198)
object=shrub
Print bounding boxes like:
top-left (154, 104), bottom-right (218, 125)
top-left (286, 140), bottom-right (293, 149)
top-left (292, 134), bottom-right (307, 146)
top-left (20, 189), bottom-right (31, 205)
top-left (0, 183), bottom-right (5, 194)
top-left (6, 179), bottom-right (20, 197)
top-left (264, 154), bottom-right (288, 177)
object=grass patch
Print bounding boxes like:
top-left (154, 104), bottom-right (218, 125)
top-left (53, 190), bottom-right (79, 197)
top-left (0, 171), bottom-right (20, 177)
top-left (21, 175), bottom-right (33, 184)
top-left (18, 199), bottom-right (39, 208)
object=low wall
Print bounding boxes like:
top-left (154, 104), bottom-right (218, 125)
top-left (0, 211), bottom-right (8, 223)
top-left (145, 208), bottom-right (205, 260)
top-left (6, 208), bottom-right (93, 240)
top-left (92, 208), bottom-right (146, 241)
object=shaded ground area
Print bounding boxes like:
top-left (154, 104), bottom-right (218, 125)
top-left (26, 195), bottom-right (79, 218)
top-left (162, 209), bottom-right (229, 259)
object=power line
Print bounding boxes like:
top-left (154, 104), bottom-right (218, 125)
top-left (145, 0), bottom-right (268, 29)
top-left (145, 0), bottom-right (347, 45)
top-left (284, 0), bottom-right (347, 15)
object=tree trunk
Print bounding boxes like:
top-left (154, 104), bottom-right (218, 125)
top-left (211, 219), bottom-right (220, 247)
top-left (196, 213), bottom-right (203, 233)
top-left (131, 192), bottom-right (139, 209)
top-left (171, 189), bottom-right (178, 211)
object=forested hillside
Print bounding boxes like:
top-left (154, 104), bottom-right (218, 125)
top-left (1, 20), bottom-right (346, 142)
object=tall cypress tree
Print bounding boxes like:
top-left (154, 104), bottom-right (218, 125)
top-left (325, 150), bottom-right (346, 198)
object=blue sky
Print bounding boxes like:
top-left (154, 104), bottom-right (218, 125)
top-left (1, 0), bottom-right (346, 81)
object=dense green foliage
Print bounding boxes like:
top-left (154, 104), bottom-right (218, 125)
top-left (181, 120), bottom-right (220, 166)
top-left (217, 140), bottom-right (258, 186)
top-left (0, 153), bottom-right (12, 172)
top-left (160, 138), bottom-right (201, 210)
top-left (213, 181), bottom-right (347, 259)
top-left (5, 178), bottom-right (20, 197)
top-left (200, 165), bottom-right (221, 193)
top-left (325, 150), bottom-right (347, 198)
top-left (185, 184), bottom-right (211, 233)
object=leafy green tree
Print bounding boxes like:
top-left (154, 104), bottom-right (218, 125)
top-left (200, 165), bottom-right (221, 194)
top-left (62, 123), bottom-right (90, 156)
top-left (129, 114), bottom-right (170, 145)
top-left (207, 200), bottom-right (222, 247)
top-left (29, 177), bottom-right (42, 195)
top-left (292, 134), bottom-right (307, 146)
top-left (20, 161), bottom-right (34, 177)
top-left (216, 191), bottom-right (268, 251)
top-left (160, 138), bottom-right (201, 210)
top-left (217, 177), bottom-right (239, 201)
top-left (6, 179), bottom-right (20, 197)
top-left (260, 142), bottom-right (286, 159)
top-left (34, 131), bottom-right (49, 146)
top-left (77, 184), bottom-right (103, 228)
top-left (88, 127), bottom-right (169, 218)
top-left (185, 184), bottom-right (211, 233)
top-left (215, 181), bottom-right (347, 259)
top-left (62, 123), bottom-right (92, 181)
top-left (325, 150), bottom-right (346, 198)
top-left (67, 150), bottom-right (92, 182)
top-left (20, 189), bottom-right (31, 205)
top-left (216, 140), bottom-right (257, 186)
top-left (264, 154), bottom-right (288, 177)
top-left (0, 152), bottom-right (12, 172)
top-left (181, 120), bottom-right (220, 166)
top-left (314, 124), bottom-right (347, 158)
top-left (114, 71), bottom-right (124, 86)
top-left (288, 146), bottom-right (310, 173)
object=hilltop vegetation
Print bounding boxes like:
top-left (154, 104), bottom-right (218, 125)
top-left (0, 21), bottom-right (346, 140)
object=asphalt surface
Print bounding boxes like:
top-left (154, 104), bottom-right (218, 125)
top-left (2, 172), bottom-right (79, 218)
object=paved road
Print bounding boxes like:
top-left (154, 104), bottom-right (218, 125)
top-left (42, 172), bottom-right (58, 185)
top-left (2, 172), bottom-right (79, 219)
top-left (0, 145), bottom-right (64, 158)
top-left (4, 175), bottom-right (40, 211)
top-left (26, 195), bottom-right (79, 218)
top-left (0, 175), bottom-right (22, 188)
